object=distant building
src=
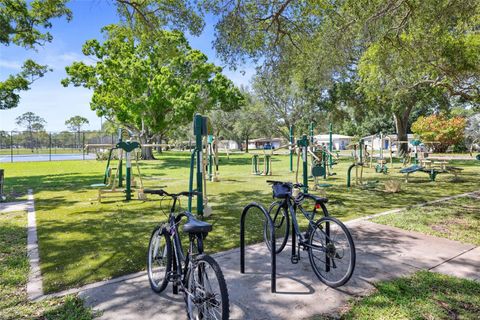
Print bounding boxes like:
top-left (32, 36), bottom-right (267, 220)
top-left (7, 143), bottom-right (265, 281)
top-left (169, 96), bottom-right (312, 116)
top-left (218, 140), bottom-right (239, 150)
top-left (314, 134), bottom-right (353, 151)
top-left (362, 134), bottom-right (424, 152)
top-left (248, 138), bottom-right (285, 150)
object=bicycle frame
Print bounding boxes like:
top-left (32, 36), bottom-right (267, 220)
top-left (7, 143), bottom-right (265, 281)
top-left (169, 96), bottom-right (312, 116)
top-left (164, 196), bottom-right (205, 294)
top-left (278, 193), bottom-right (332, 269)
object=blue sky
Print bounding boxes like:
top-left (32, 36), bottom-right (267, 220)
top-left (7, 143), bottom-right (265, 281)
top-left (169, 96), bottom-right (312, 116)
top-left (0, 0), bottom-right (255, 132)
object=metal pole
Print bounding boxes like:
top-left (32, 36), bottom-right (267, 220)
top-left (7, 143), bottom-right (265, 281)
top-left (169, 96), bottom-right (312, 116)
top-left (298, 134), bottom-right (309, 193)
top-left (329, 123), bottom-right (333, 168)
top-left (193, 114), bottom-right (204, 216)
top-left (82, 132), bottom-right (85, 160)
top-left (49, 133), bottom-right (52, 161)
top-left (10, 131), bottom-right (13, 163)
top-left (289, 125), bottom-right (294, 172)
top-left (125, 151), bottom-right (131, 201)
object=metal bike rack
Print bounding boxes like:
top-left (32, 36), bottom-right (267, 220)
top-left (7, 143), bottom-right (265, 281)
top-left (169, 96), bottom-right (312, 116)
top-left (240, 202), bottom-right (277, 293)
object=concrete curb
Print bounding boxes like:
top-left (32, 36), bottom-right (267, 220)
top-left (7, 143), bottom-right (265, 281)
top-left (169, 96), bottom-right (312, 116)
top-left (26, 189), bottom-right (44, 301)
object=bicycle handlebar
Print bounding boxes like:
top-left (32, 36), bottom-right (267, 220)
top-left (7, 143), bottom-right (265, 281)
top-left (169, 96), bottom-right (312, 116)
top-left (266, 180), bottom-right (305, 189)
top-left (144, 189), bottom-right (201, 198)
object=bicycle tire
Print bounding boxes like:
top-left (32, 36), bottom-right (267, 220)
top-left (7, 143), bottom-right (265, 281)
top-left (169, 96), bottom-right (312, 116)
top-left (184, 254), bottom-right (229, 320)
top-left (264, 201), bottom-right (290, 254)
top-left (307, 217), bottom-right (356, 287)
top-left (147, 225), bottom-right (172, 293)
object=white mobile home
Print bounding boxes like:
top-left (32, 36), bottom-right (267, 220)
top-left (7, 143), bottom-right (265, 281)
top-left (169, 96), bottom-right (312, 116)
top-left (314, 134), bottom-right (353, 151)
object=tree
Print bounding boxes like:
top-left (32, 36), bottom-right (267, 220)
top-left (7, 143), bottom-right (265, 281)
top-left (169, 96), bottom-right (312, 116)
top-left (65, 115), bottom-right (89, 132)
top-left (0, 0), bottom-right (72, 109)
top-left (65, 115), bottom-right (89, 148)
top-left (62, 24), bottom-right (244, 159)
top-left (151, 0), bottom-right (480, 154)
top-left (411, 114), bottom-right (467, 153)
top-left (15, 111), bottom-right (47, 150)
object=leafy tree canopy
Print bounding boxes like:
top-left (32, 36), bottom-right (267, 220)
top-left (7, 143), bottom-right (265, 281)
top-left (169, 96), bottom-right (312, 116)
top-left (65, 115), bottom-right (89, 132)
top-left (411, 114), bottom-right (466, 152)
top-left (0, 0), bottom-right (72, 109)
top-left (15, 111), bottom-right (46, 132)
top-left (62, 24), bottom-right (244, 144)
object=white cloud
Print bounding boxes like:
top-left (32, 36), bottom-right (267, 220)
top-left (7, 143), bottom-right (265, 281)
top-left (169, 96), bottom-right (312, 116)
top-left (0, 59), bottom-right (22, 70)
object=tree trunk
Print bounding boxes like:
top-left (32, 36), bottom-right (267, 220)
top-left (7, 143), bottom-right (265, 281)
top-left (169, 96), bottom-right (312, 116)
top-left (140, 136), bottom-right (155, 160)
top-left (245, 135), bottom-right (249, 153)
top-left (155, 135), bottom-right (163, 153)
top-left (394, 112), bottom-right (409, 157)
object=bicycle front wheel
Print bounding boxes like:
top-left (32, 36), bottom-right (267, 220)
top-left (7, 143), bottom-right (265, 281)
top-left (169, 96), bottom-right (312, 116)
top-left (185, 254), bottom-right (229, 320)
top-left (308, 217), bottom-right (356, 287)
top-left (264, 201), bottom-right (289, 254)
top-left (147, 226), bottom-right (171, 293)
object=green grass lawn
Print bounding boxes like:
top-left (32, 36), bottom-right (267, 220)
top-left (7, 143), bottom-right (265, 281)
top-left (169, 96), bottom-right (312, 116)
top-left (373, 193), bottom-right (480, 245)
top-left (1, 152), bottom-right (479, 293)
top-left (312, 271), bottom-right (480, 319)
top-left (0, 210), bottom-right (95, 319)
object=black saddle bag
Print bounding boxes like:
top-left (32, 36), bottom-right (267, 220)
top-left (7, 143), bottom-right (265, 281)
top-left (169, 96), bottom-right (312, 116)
top-left (272, 183), bottom-right (292, 199)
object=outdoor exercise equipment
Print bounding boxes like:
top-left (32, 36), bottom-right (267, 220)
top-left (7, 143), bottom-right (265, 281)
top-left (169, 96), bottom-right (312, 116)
top-left (89, 129), bottom-right (145, 202)
top-left (251, 153), bottom-right (272, 175)
top-left (207, 135), bottom-right (219, 182)
top-left (374, 133), bottom-right (389, 174)
top-left (308, 122), bottom-right (338, 181)
top-left (188, 114), bottom-right (213, 217)
top-left (400, 161), bottom-right (463, 182)
top-left (346, 139), bottom-right (378, 188)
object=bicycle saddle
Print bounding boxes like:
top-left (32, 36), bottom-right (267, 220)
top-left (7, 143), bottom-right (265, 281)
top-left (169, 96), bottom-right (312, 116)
top-left (304, 193), bottom-right (328, 204)
top-left (183, 216), bottom-right (212, 234)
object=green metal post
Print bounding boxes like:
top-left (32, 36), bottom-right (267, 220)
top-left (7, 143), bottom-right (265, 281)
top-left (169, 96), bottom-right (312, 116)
top-left (329, 123), bottom-right (333, 168)
top-left (207, 135), bottom-right (213, 181)
top-left (323, 147), bottom-right (327, 179)
top-left (188, 150), bottom-right (196, 212)
top-left (289, 125), bottom-right (294, 172)
top-left (194, 114), bottom-right (204, 216)
top-left (117, 129), bottom-right (123, 187)
top-left (125, 151), bottom-right (131, 201)
top-left (297, 135), bottom-right (309, 193)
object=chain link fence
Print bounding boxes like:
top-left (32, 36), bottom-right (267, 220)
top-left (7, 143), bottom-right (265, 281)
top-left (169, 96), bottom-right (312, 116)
top-left (0, 131), bottom-right (117, 162)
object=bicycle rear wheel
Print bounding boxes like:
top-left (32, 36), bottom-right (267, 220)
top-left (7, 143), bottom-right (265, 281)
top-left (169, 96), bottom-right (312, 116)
top-left (264, 201), bottom-right (289, 254)
top-left (307, 217), bottom-right (355, 287)
top-left (147, 226), bottom-right (172, 293)
top-left (185, 254), bottom-right (229, 320)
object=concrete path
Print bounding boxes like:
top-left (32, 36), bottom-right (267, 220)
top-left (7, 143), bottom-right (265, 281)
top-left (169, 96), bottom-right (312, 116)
top-left (0, 200), bottom-right (29, 213)
top-left (49, 220), bottom-right (478, 320)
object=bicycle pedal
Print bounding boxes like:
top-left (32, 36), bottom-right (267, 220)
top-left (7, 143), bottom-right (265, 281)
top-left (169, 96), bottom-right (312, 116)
top-left (291, 255), bottom-right (300, 264)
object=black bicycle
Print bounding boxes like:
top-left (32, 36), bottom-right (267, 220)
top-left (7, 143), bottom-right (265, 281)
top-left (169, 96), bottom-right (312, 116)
top-left (145, 189), bottom-right (229, 320)
top-left (264, 181), bottom-right (356, 287)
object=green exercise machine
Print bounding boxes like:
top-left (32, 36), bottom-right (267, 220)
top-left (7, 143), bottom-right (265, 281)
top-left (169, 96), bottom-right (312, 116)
top-left (207, 135), bottom-right (220, 182)
top-left (89, 129), bottom-right (145, 202)
top-left (251, 153), bottom-right (272, 176)
top-left (347, 139), bottom-right (378, 188)
top-left (188, 114), bottom-right (213, 217)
